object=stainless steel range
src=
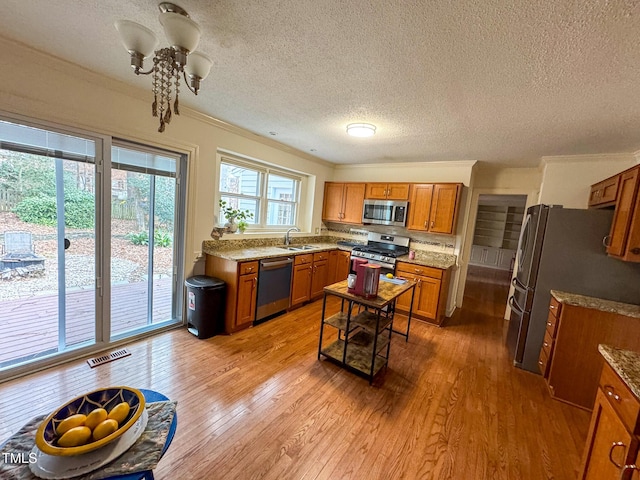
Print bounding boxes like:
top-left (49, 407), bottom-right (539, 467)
top-left (350, 232), bottom-right (410, 275)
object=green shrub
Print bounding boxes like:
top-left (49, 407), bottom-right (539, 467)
top-left (14, 191), bottom-right (95, 228)
top-left (126, 230), bottom-right (172, 247)
top-left (127, 231), bottom-right (149, 246)
top-left (14, 196), bottom-right (57, 226)
top-left (154, 230), bottom-right (172, 247)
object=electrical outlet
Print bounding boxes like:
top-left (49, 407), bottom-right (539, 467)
top-left (315, 227), bottom-right (319, 234)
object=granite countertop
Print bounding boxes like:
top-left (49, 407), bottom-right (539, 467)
top-left (204, 242), bottom-right (343, 262)
top-left (395, 251), bottom-right (457, 270)
top-left (203, 239), bottom-right (457, 270)
top-left (598, 344), bottom-right (640, 400)
top-left (550, 290), bottom-right (640, 319)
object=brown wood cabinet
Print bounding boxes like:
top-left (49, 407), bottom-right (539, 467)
top-left (607, 166), bottom-right (640, 262)
top-left (579, 362), bottom-right (640, 480)
top-left (328, 250), bottom-right (351, 285)
top-left (205, 256), bottom-right (258, 333)
top-left (406, 183), bottom-right (462, 235)
top-left (322, 182), bottom-right (365, 224)
top-left (541, 296), bottom-right (640, 410)
top-left (589, 175), bottom-right (620, 208)
top-left (364, 183), bottom-right (410, 200)
top-left (291, 252), bottom-right (331, 306)
top-left (538, 296), bottom-right (561, 377)
top-left (394, 262), bottom-right (451, 326)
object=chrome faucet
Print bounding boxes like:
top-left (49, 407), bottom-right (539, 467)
top-left (285, 227), bottom-right (300, 245)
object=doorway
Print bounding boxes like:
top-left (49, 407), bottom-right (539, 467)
top-left (465, 194), bottom-right (527, 316)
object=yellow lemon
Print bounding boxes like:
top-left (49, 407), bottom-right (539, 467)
top-left (386, 273), bottom-right (394, 279)
top-left (56, 414), bottom-right (86, 436)
top-left (107, 402), bottom-right (130, 424)
top-left (92, 419), bottom-right (119, 441)
top-left (84, 408), bottom-right (107, 430)
top-left (58, 426), bottom-right (92, 447)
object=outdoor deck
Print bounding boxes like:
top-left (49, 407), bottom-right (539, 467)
top-left (0, 278), bottom-right (173, 367)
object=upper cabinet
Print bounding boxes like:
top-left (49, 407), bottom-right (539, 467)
top-left (364, 183), bottom-right (410, 200)
top-left (606, 166), bottom-right (640, 262)
top-left (407, 183), bottom-right (462, 235)
top-left (588, 175), bottom-right (620, 208)
top-left (322, 182), bottom-right (365, 224)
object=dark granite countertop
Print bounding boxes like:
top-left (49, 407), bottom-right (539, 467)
top-left (598, 344), bottom-right (640, 400)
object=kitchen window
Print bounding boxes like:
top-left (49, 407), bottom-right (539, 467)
top-left (218, 155), bottom-right (301, 230)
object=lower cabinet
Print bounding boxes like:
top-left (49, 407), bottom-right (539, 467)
top-left (540, 296), bottom-right (640, 410)
top-left (579, 361), bottom-right (640, 480)
top-left (395, 262), bottom-right (450, 326)
top-left (205, 256), bottom-right (258, 333)
top-left (469, 245), bottom-right (515, 271)
top-left (328, 250), bottom-right (351, 285)
top-left (291, 252), bottom-right (331, 306)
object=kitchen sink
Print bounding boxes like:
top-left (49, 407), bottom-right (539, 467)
top-left (277, 245), bottom-right (317, 251)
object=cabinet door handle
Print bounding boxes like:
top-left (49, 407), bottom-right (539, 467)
top-left (603, 385), bottom-right (622, 402)
top-left (547, 321), bottom-right (552, 327)
top-left (550, 305), bottom-right (556, 310)
top-left (543, 342), bottom-right (549, 348)
top-left (630, 247), bottom-right (640, 255)
top-left (621, 465), bottom-right (639, 477)
top-left (609, 441), bottom-right (626, 468)
top-left (424, 221), bottom-right (428, 228)
top-left (603, 235), bottom-right (612, 248)
top-left (430, 221), bottom-right (434, 228)
top-left (538, 360), bottom-right (543, 365)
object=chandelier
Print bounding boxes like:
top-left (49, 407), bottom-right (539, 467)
top-left (114, 3), bottom-right (212, 132)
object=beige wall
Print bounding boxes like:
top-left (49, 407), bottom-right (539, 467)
top-left (0, 38), bottom-right (335, 277)
top-left (539, 155), bottom-right (638, 208)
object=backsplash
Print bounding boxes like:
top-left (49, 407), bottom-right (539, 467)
top-left (322, 222), bottom-right (456, 254)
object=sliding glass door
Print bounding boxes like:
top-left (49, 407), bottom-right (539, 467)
top-left (110, 143), bottom-right (181, 338)
top-left (0, 118), bottom-right (185, 375)
top-left (0, 120), bottom-right (98, 368)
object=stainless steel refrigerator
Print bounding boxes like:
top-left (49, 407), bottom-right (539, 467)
top-left (506, 204), bottom-right (640, 373)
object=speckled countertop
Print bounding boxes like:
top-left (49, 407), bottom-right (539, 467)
top-left (202, 237), bottom-right (457, 269)
top-left (598, 344), bottom-right (640, 400)
top-left (550, 290), bottom-right (640, 319)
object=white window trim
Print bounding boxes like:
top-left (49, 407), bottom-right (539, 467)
top-left (218, 152), bottom-right (303, 232)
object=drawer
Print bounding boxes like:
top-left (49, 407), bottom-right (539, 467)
top-left (600, 362), bottom-right (640, 433)
top-left (239, 261), bottom-right (258, 275)
top-left (548, 296), bottom-right (561, 318)
top-left (313, 252), bottom-right (329, 262)
top-left (396, 262), bottom-right (443, 279)
top-left (294, 254), bottom-right (313, 265)
top-left (545, 310), bottom-right (559, 338)
top-left (538, 348), bottom-right (550, 377)
top-left (542, 329), bottom-right (554, 359)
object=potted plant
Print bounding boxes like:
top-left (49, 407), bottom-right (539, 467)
top-left (219, 199), bottom-right (253, 233)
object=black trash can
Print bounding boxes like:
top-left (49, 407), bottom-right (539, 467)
top-left (184, 275), bottom-right (226, 339)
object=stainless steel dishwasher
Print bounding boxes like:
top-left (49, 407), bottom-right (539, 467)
top-left (255, 257), bottom-right (294, 324)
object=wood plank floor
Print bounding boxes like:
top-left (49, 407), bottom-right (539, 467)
top-left (0, 266), bottom-right (591, 479)
top-left (0, 279), bottom-right (172, 366)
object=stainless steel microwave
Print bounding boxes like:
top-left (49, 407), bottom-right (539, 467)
top-left (362, 200), bottom-right (409, 227)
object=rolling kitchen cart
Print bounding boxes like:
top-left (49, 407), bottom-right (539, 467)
top-left (317, 278), bottom-right (416, 384)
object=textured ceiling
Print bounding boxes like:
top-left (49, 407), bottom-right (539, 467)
top-left (1, 0), bottom-right (639, 167)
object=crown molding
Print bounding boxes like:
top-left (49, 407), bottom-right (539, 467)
top-left (334, 160), bottom-right (478, 170)
top-left (540, 153), bottom-right (635, 165)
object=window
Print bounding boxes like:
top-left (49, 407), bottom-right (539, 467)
top-left (219, 155), bottom-right (301, 229)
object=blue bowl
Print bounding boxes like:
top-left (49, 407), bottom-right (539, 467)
top-left (35, 386), bottom-right (145, 456)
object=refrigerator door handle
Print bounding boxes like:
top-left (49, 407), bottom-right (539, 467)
top-left (509, 295), bottom-right (525, 315)
top-left (512, 277), bottom-right (530, 293)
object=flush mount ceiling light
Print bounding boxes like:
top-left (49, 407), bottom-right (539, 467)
top-left (346, 123), bottom-right (376, 138)
top-left (114, 3), bottom-right (213, 132)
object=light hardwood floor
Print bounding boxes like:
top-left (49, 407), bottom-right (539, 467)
top-left (0, 266), bottom-right (591, 479)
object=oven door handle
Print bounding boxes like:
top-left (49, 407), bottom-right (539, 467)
top-left (260, 258), bottom-right (294, 270)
